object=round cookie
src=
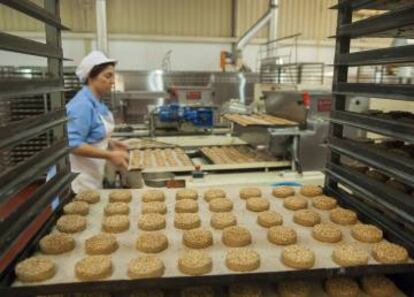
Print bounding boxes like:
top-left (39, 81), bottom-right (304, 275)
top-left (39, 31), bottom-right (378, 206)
top-left (257, 210), bottom-right (283, 228)
top-left (272, 186), bottom-right (295, 198)
top-left (300, 185), bottom-right (323, 197)
top-left (371, 241), bottom-right (408, 264)
top-left (332, 243), bottom-right (369, 267)
top-left (178, 250), bottom-right (212, 275)
top-left (142, 202), bottom-right (167, 215)
top-left (183, 228), bottom-right (213, 249)
top-left (109, 189), bottom-right (132, 203)
top-left (15, 257), bottom-right (55, 283)
top-left (222, 226), bottom-right (252, 247)
top-left (268, 226), bottom-right (297, 245)
top-left (138, 214), bottom-right (166, 231)
top-left (312, 195), bottom-right (337, 210)
top-left (278, 280), bottom-right (311, 297)
top-left (136, 232), bottom-right (168, 253)
top-left (293, 209), bottom-right (321, 227)
top-left (104, 202), bottom-right (130, 216)
top-left (329, 207), bottom-right (357, 225)
top-left (239, 187), bottom-right (262, 200)
top-left (312, 224), bottom-right (342, 243)
top-left (75, 255), bottom-right (112, 281)
top-left (210, 212), bottom-right (237, 229)
top-left (102, 215), bottom-right (130, 233)
top-left (142, 190), bottom-right (165, 202)
top-left (366, 170), bottom-right (388, 183)
top-left (174, 213), bottom-right (201, 230)
top-left (75, 190), bottom-right (100, 204)
top-left (63, 201), bottom-right (89, 216)
top-left (281, 245), bottom-right (315, 269)
top-left (85, 233), bottom-right (118, 255)
top-left (351, 224), bottom-right (383, 243)
top-left (246, 197), bottom-right (269, 212)
top-left (325, 277), bottom-right (359, 297)
top-left (176, 189), bottom-right (198, 200)
top-left (361, 275), bottom-right (396, 297)
top-left (209, 198), bottom-right (233, 212)
top-left (181, 286), bottom-right (214, 297)
top-left (204, 189), bottom-right (226, 202)
top-left (39, 233), bottom-right (75, 254)
top-left (225, 248), bottom-right (260, 272)
top-left (175, 199), bottom-right (199, 213)
top-left (229, 284), bottom-right (262, 297)
top-left (56, 215), bottom-right (86, 233)
top-left (386, 179), bottom-right (410, 193)
top-left (283, 196), bottom-right (308, 210)
top-left (128, 255), bottom-right (165, 279)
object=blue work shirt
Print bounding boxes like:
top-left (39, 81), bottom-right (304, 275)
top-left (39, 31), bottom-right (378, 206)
top-left (67, 86), bottom-right (111, 148)
top-left (46, 86), bottom-right (111, 183)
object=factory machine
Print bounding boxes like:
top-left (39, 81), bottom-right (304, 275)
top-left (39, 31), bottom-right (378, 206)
top-left (149, 85), bottom-right (215, 135)
top-left (226, 89), bottom-right (333, 173)
top-left (148, 103), bottom-right (215, 136)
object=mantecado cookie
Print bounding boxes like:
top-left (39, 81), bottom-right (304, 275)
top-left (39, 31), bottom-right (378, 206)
top-left (222, 226), bottom-right (252, 247)
top-left (39, 233), bottom-right (75, 254)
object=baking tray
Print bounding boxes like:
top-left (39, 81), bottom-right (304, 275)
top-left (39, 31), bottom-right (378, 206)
top-left (128, 148), bottom-right (193, 171)
top-left (223, 114), bottom-right (298, 127)
top-left (200, 145), bottom-right (280, 164)
top-left (125, 138), bottom-right (175, 150)
top-left (3, 186), bottom-right (414, 296)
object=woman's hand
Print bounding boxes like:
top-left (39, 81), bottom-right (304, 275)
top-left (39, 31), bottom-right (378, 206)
top-left (107, 150), bottom-right (129, 169)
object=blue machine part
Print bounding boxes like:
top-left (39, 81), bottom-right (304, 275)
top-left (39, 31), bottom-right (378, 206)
top-left (158, 104), bottom-right (180, 122)
top-left (158, 104), bottom-right (213, 127)
top-left (182, 106), bottom-right (213, 127)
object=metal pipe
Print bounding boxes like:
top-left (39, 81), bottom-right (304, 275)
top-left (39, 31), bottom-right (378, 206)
top-left (96, 0), bottom-right (108, 53)
top-left (235, 10), bottom-right (273, 50)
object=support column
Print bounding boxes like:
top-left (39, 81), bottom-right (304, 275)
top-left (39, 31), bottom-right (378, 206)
top-left (268, 0), bottom-right (278, 44)
top-left (96, 0), bottom-right (108, 54)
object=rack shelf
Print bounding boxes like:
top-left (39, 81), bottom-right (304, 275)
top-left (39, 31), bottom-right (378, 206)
top-left (330, 111), bottom-right (414, 143)
top-left (333, 82), bottom-right (414, 101)
top-left (331, 0), bottom-right (414, 11)
top-left (329, 137), bottom-right (414, 185)
top-left (336, 44), bottom-right (414, 66)
top-left (0, 0), bottom-right (69, 30)
top-left (0, 1), bottom-right (73, 292)
top-left (337, 5), bottom-right (414, 38)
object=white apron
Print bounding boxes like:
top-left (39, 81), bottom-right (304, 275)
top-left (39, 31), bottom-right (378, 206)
top-left (70, 112), bottom-right (115, 193)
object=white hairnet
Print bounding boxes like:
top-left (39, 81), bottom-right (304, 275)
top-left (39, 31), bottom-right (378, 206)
top-left (76, 51), bottom-right (117, 83)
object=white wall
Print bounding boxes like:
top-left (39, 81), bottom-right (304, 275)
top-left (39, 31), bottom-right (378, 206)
top-left (108, 40), bottom-right (232, 71)
top-left (0, 35), bottom-right (340, 71)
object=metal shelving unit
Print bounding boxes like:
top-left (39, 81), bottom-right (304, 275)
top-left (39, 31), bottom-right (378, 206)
top-left (0, 0), bottom-right (75, 294)
top-left (326, 0), bottom-right (414, 291)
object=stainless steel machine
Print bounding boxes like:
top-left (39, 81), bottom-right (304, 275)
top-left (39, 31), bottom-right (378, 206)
top-left (228, 89), bottom-right (331, 172)
top-left (265, 89), bottom-right (332, 171)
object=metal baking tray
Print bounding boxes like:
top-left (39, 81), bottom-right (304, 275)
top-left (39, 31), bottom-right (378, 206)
top-left (2, 186), bottom-right (414, 296)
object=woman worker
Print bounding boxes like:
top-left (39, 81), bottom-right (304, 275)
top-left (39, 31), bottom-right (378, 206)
top-left (65, 50), bottom-right (129, 193)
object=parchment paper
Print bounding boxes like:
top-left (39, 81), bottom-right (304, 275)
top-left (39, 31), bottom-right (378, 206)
top-left (13, 185), bottom-right (413, 294)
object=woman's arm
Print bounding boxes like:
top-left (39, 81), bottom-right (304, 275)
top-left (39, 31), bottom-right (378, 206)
top-left (73, 144), bottom-right (129, 169)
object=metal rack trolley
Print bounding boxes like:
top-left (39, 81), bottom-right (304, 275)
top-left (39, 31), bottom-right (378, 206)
top-left (1, 0), bottom-right (414, 296)
top-left (0, 0), bottom-right (75, 294)
top-left (326, 0), bottom-right (414, 292)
